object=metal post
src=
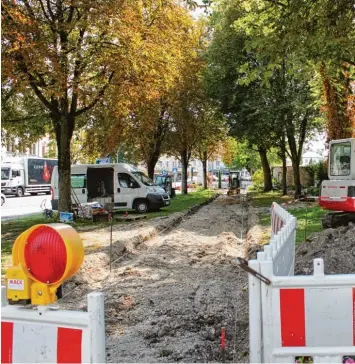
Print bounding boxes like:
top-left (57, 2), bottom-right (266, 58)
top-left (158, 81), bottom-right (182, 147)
top-left (248, 258), bottom-right (262, 363)
top-left (304, 203), bottom-right (308, 241)
top-left (110, 213), bottom-right (113, 272)
top-left (1, 286), bottom-right (7, 307)
top-left (88, 292), bottom-right (105, 363)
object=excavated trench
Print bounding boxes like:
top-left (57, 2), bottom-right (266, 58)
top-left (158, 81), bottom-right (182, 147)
top-left (59, 193), bottom-right (258, 362)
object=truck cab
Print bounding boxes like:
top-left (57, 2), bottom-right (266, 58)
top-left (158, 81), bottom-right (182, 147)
top-left (1, 163), bottom-right (25, 197)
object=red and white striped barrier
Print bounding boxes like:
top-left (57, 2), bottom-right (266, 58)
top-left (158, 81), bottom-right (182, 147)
top-left (248, 202), bottom-right (355, 363)
top-left (271, 202), bottom-right (294, 237)
top-left (261, 259), bottom-right (355, 363)
top-left (1, 287), bottom-right (105, 363)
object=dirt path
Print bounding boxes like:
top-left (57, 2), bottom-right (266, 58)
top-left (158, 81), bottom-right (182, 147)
top-left (61, 194), bottom-right (255, 362)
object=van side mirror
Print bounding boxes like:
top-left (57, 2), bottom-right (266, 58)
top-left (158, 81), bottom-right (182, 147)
top-left (117, 188), bottom-right (120, 193)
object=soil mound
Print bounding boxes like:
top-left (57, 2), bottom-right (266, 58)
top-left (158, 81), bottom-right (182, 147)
top-left (295, 224), bottom-right (355, 275)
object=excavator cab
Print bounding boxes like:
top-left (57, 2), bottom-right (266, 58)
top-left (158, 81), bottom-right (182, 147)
top-left (154, 174), bottom-right (175, 198)
top-left (227, 170), bottom-right (241, 195)
top-left (319, 138), bottom-right (355, 228)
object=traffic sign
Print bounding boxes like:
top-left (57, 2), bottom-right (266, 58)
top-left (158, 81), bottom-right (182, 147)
top-left (6, 223), bottom-right (84, 305)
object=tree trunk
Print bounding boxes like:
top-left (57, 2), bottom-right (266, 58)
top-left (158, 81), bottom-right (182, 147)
top-left (280, 137), bottom-right (288, 196)
top-left (147, 157), bottom-right (158, 180)
top-left (258, 146), bottom-right (273, 192)
top-left (285, 114), bottom-right (308, 199)
top-left (54, 116), bottom-right (75, 213)
top-left (292, 159), bottom-right (302, 198)
top-left (181, 150), bottom-right (188, 194)
top-left (281, 151), bottom-right (287, 196)
top-left (202, 151), bottom-right (208, 190)
top-left (145, 105), bottom-right (168, 179)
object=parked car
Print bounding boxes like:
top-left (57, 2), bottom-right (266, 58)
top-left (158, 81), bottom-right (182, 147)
top-left (1, 193), bottom-right (6, 206)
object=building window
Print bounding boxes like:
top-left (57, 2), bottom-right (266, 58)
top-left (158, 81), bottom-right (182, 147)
top-left (42, 145), bottom-right (46, 157)
top-left (31, 144), bottom-right (36, 155)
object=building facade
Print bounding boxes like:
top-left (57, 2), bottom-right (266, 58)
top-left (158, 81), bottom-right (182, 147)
top-left (1, 135), bottom-right (53, 162)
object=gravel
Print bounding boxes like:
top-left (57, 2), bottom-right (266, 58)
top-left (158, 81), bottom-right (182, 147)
top-left (59, 194), bottom-right (256, 363)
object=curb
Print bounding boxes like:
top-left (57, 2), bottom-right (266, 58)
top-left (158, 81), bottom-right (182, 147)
top-left (101, 193), bottom-right (220, 261)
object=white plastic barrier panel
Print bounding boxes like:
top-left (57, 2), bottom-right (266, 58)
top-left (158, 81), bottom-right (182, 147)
top-left (261, 259), bottom-right (355, 363)
top-left (249, 202), bottom-right (297, 363)
top-left (1, 286), bottom-right (105, 363)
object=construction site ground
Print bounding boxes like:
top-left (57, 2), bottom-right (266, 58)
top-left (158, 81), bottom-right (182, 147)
top-left (57, 193), bottom-right (354, 362)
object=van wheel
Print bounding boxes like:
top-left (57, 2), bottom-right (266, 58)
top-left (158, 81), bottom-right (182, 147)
top-left (16, 187), bottom-right (24, 197)
top-left (135, 200), bottom-right (148, 213)
top-left (1, 196), bottom-right (5, 206)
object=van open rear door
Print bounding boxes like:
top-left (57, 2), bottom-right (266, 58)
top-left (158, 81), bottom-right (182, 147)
top-left (87, 167), bottom-right (114, 205)
top-left (71, 174), bottom-right (88, 205)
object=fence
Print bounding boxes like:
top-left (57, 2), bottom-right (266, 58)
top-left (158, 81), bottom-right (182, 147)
top-left (248, 202), bottom-right (355, 363)
top-left (1, 286), bottom-right (105, 363)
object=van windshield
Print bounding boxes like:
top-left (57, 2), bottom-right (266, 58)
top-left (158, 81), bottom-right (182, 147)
top-left (132, 171), bottom-right (155, 186)
top-left (1, 168), bottom-right (10, 180)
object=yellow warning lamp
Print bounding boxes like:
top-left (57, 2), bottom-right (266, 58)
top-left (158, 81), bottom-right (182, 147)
top-left (6, 223), bottom-right (84, 305)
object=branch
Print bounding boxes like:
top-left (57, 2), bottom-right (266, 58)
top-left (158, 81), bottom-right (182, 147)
top-left (23, 0), bottom-right (36, 18)
top-left (297, 111), bottom-right (309, 161)
top-left (75, 71), bottom-right (115, 117)
top-left (38, 0), bottom-right (53, 24)
top-left (70, 27), bottom-right (86, 115)
top-left (16, 55), bottom-right (59, 116)
top-left (66, 5), bottom-right (75, 23)
top-left (46, 0), bottom-right (56, 21)
top-left (2, 114), bottom-right (50, 123)
top-left (28, 78), bottom-right (59, 117)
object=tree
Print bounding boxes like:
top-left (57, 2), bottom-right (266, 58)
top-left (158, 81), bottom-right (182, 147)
top-left (2, 0), bottom-right (197, 211)
top-left (1, 91), bottom-right (51, 151)
top-left (195, 105), bottom-right (227, 189)
top-left (232, 0), bottom-right (355, 140)
top-left (203, 2), bottom-right (279, 191)
top-left (204, 0), bottom-right (322, 196)
top-left (222, 138), bottom-right (261, 174)
top-left (65, 2), bottom-right (199, 180)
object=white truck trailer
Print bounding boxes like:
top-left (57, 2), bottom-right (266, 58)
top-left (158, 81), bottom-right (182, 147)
top-left (1, 156), bottom-right (58, 197)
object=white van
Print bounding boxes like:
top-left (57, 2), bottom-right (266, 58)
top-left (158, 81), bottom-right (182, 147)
top-left (51, 163), bottom-right (170, 213)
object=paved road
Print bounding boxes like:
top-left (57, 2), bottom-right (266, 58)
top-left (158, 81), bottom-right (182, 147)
top-left (1, 194), bottom-right (52, 220)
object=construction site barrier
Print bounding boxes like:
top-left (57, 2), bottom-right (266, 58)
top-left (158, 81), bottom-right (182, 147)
top-left (248, 202), bottom-right (355, 363)
top-left (1, 286), bottom-right (105, 363)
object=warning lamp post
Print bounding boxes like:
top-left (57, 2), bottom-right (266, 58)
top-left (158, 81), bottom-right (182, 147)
top-left (6, 223), bottom-right (84, 305)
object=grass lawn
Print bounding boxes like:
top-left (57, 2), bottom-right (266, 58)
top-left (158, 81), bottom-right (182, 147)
top-left (258, 204), bottom-right (327, 245)
top-left (1, 189), bottom-right (216, 276)
top-left (250, 190), bottom-right (293, 208)
top-left (148, 188), bottom-right (215, 218)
